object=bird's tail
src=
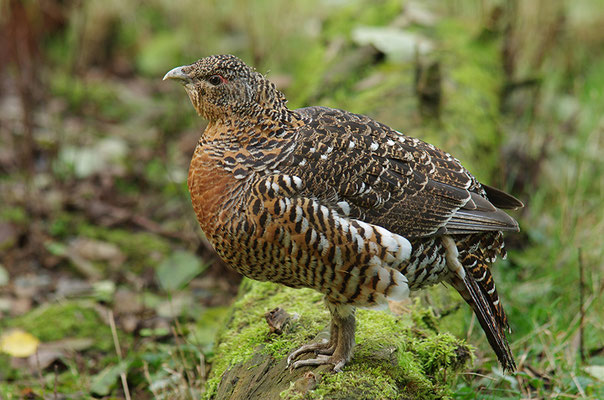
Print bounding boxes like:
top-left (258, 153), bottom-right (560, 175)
top-left (449, 253), bottom-right (516, 372)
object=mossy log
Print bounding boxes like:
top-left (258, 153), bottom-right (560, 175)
top-left (204, 280), bottom-right (472, 400)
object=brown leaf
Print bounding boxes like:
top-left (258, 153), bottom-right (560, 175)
top-left (27, 337), bottom-right (94, 370)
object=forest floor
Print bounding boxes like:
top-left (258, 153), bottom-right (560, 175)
top-left (0, 0), bottom-right (603, 399)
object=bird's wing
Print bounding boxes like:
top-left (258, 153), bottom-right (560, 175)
top-left (281, 106), bottom-right (519, 238)
top-left (240, 174), bottom-right (412, 307)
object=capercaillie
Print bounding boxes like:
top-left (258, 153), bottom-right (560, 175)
top-left (164, 54), bottom-right (523, 372)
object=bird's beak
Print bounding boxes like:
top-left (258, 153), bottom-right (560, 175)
top-left (163, 66), bottom-right (191, 84)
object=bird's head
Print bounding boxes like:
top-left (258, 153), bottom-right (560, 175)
top-left (163, 54), bottom-right (287, 123)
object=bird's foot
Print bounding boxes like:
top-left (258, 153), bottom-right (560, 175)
top-left (287, 302), bottom-right (356, 372)
top-left (287, 338), bottom-right (336, 367)
top-left (290, 353), bottom-right (347, 372)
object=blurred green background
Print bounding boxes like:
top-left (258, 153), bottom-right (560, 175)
top-left (0, 0), bottom-right (602, 398)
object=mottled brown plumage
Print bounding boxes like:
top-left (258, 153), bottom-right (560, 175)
top-left (164, 55), bottom-right (523, 372)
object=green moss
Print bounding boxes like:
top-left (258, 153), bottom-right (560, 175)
top-left (3, 300), bottom-right (124, 353)
top-left (205, 280), bottom-right (472, 400)
top-left (204, 281), bottom-right (329, 398)
top-left (312, 365), bottom-right (399, 399)
top-left (203, 281), bottom-right (327, 398)
top-left (207, 282), bottom-right (327, 379)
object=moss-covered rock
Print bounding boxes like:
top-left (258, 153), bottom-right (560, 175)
top-left (4, 300), bottom-right (124, 353)
top-left (204, 280), bottom-right (472, 400)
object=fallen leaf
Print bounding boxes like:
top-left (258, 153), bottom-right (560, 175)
top-left (70, 238), bottom-right (126, 268)
top-left (0, 329), bottom-right (40, 357)
top-left (113, 288), bottom-right (142, 315)
top-left (10, 297), bottom-right (33, 316)
top-left (55, 278), bottom-right (93, 298)
top-left (156, 292), bottom-right (193, 318)
top-left (61, 238), bottom-right (126, 281)
top-left (27, 337), bottom-right (94, 370)
top-left (28, 348), bottom-right (63, 371)
top-left (58, 137), bottom-right (128, 178)
top-left (45, 241), bottom-right (102, 280)
top-left (90, 360), bottom-right (130, 396)
top-left (156, 250), bottom-right (206, 291)
top-left (584, 365), bottom-right (604, 382)
top-left (13, 274), bottom-right (52, 298)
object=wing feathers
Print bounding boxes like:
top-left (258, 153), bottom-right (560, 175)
top-left (290, 106), bottom-right (522, 238)
top-left (483, 184), bottom-right (524, 210)
top-left (463, 191), bottom-right (497, 212)
top-left (445, 209), bottom-right (519, 234)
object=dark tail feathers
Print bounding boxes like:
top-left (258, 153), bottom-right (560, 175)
top-left (451, 272), bottom-right (516, 372)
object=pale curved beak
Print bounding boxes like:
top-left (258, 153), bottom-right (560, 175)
top-left (163, 66), bottom-right (191, 83)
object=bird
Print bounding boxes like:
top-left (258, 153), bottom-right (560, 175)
top-left (163, 54), bottom-right (523, 373)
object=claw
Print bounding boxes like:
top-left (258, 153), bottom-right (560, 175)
top-left (287, 339), bottom-right (330, 367)
top-left (291, 354), bottom-right (331, 369)
top-left (290, 354), bottom-right (347, 372)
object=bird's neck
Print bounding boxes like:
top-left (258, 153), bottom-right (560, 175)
top-left (189, 108), bottom-right (304, 240)
top-left (202, 107), bottom-right (303, 145)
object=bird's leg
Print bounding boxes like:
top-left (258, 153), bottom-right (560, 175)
top-left (288, 303), bottom-right (356, 372)
top-left (315, 320), bottom-right (338, 355)
top-left (287, 319), bottom-right (338, 363)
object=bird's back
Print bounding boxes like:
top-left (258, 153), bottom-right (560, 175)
top-left (281, 106), bottom-right (520, 237)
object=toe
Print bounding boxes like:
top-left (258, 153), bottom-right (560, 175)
top-left (287, 339), bottom-right (330, 366)
top-left (291, 354), bottom-right (331, 369)
top-left (291, 354), bottom-right (347, 371)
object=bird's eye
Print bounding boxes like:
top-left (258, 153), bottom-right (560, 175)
top-left (208, 74), bottom-right (225, 85)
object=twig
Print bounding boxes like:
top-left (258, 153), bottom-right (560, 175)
top-left (570, 371), bottom-right (586, 398)
top-left (54, 364), bottom-right (58, 399)
top-left (34, 350), bottom-right (45, 396)
top-left (461, 371), bottom-right (497, 380)
top-left (578, 248), bottom-right (585, 363)
top-left (172, 320), bottom-right (197, 399)
top-left (109, 310), bottom-right (131, 400)
top-left (143, 361), bottom-right (162, 399)
top-left (199, 353), bottom-right (206, 381)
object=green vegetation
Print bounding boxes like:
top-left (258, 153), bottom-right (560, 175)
top-left (0, 0), bottom-right (602, 398)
